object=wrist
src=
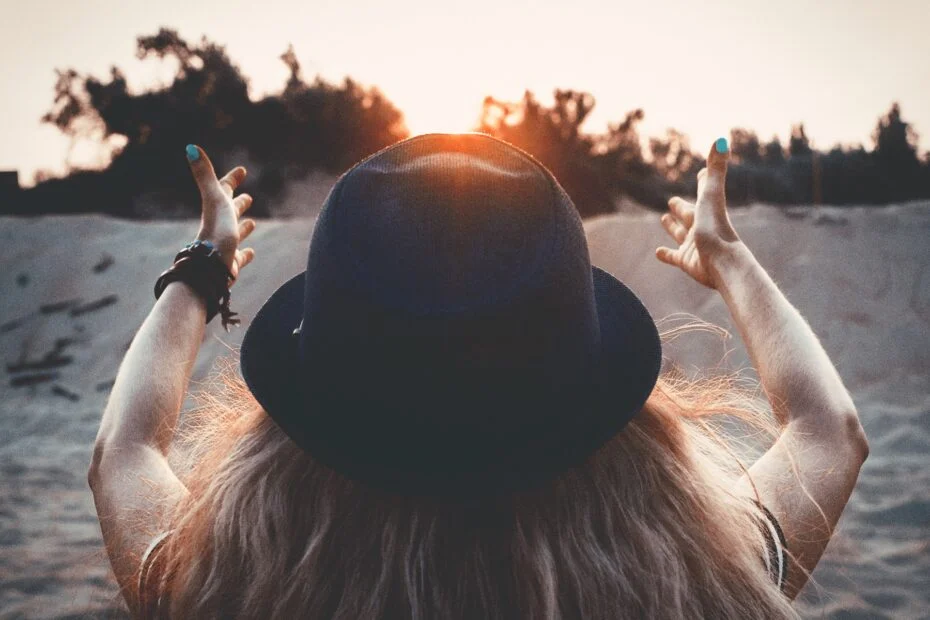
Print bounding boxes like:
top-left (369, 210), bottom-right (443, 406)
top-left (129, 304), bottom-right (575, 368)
top-left (161, 280), bottom-right (209, 315)
top-left (196, 234), bottom-right (237, 270)
top-left (706, 241), bottom-right (757, 290)
top-left (154, 241), bottom-right (240, 330)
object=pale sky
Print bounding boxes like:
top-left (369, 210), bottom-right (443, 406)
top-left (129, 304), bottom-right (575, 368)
top-left (3, 0), bottom-right (929, 186)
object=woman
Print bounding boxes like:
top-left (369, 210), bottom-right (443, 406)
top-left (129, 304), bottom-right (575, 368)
top-left (89, 134), bottom-right (868, 619)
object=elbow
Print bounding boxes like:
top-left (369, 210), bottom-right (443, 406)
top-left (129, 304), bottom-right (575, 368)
top-left (841, 408), bottom-right (870, 466)
top-left (87, 439), bottom-right (107, 492)
top-left (851, 414), bottom-right (869, 464)
top-left (801, 405), bottom-right (869, 468)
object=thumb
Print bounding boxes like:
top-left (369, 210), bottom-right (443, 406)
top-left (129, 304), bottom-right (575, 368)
top-left (186, 144), bottom-right (220, 200)
top-left (697, 137), bottom-right (730, 209)
top-left (707, 137), bottom-right (729, 178)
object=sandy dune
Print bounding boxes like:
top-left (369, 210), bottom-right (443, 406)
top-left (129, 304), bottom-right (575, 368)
top-left (1, 203), bottom-right (928, 618)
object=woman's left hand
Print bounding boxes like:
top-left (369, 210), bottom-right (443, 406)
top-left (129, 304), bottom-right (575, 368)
top-left (186, 144), bottom-right (256, 283)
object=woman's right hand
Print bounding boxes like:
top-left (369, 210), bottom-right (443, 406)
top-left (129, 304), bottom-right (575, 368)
top-left (655, 138), bottom-right (742, 289)
top-left (187, 144), bottom-right (257, 283)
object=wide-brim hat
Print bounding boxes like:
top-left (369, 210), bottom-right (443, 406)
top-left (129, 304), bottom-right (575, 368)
top-left (241, 133), bottom-right (661, 496)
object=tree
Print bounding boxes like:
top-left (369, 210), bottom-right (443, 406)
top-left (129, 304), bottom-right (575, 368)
top-left (22, 28), bottom-right (408, 217)
top-left (762, 136), bottom-right (786, 166)
top-left (477, 90), bottom-right (615, 217)
top-left (18, 30), bottom-right (930, 217)
top-left (649, 129), bottom-right (702, 183)
top-left (871, 102), bottom-right (923, 201)
top-left (788, 124), bottom-right (812, 157)
top-left (872, 102), bottom-right (920, 163)
top-left (729, 129), bottom-right (763, 165)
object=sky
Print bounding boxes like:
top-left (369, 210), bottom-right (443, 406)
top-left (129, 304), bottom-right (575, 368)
top-left (2, 0), bottom-right (929, 186)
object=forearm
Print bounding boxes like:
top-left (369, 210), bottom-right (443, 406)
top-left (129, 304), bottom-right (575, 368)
top-left (711, 242), bottom-right (859, 436)
top-left (95, 282), bottom-right (207, 455)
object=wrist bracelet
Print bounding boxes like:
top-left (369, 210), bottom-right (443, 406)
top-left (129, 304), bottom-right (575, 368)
top-left (154, 240), bottom-right (240, 330)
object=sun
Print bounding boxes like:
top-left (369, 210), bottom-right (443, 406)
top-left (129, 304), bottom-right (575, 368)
top-left (399, 96), bottom-right (485, 138)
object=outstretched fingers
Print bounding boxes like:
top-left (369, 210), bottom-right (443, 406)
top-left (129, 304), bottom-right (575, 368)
top-left (238, 218), bottom-right (256, 242)
top-left (233, 193), bottom-right (253, 217)
top-left (236, 248), bottom-right (256, 271)
top-left (186, 144), bottom-right (249, 202)
top-left (661, 213), bottom-right (688, 244)
top-left (218, 167), bottom-right (247, 197)
top-left (186, 145), bottom-right (219, 200)
top-left (657, 196), bottom-right (693, 266)
top-left (655, 246), bottom-right (682, 268)
top-left (668, 196), bottom-right (695, 227)
top-left (186, 146), bottom-right (249, 207)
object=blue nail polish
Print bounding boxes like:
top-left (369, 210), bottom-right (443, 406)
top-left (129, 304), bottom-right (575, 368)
top-left (186, 144), bottom-right (200, 162)
top-left (715, 137), bottom-right (729, 154)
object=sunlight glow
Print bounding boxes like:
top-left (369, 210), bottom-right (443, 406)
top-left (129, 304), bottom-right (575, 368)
top-left (3, 0), bottom-right (929, 183)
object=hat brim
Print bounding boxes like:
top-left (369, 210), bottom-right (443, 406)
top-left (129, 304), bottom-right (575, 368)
top-left (240, 266), bottom-right (661, 492)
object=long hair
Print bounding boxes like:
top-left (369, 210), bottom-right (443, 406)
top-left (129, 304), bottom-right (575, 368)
top-left (152, 323), bottom-right (800, 619)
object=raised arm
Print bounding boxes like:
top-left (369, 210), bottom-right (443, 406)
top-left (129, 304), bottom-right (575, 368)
top-left (656, 138), bottom-right (869, 598)
top-left (88, 146), bottom-right (256, 612)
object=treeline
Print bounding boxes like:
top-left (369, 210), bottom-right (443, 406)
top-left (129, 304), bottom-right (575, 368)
top-left (8, 28), bottom-right (930, 219)
top-left (478, 93), bottom-right (930, 214)
top-left (12, 30), bottom-right (407, 218)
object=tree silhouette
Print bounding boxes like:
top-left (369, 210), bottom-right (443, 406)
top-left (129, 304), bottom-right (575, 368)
top-left (871, 102), bottom-right (924, 201)
top-left (12, 30), bottom-right (930, 218)
top-left (477, 90), bottom-right (616, 217)
top-left (19, 28), bottom-right (407, 218)
top-left (649, 129), bottom-right (702, 184)
top-left (788, 124), bottom-right (813, 157)
top-left (762, 137), bottom-right (786, 166)
top-left (729, 129), bottom-right (763, 165)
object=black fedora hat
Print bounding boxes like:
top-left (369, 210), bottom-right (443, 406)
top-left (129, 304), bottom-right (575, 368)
top-left (240, 133), bottom-right (661, 496)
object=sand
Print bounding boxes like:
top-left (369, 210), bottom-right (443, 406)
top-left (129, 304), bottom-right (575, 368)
top-left (1, 203), bottom-right (928, 618)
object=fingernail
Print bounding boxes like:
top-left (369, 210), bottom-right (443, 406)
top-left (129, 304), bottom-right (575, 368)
top-left (186, 144), bottom-right (200, 162)
top-left (715, 137), bottom-right (729, 154)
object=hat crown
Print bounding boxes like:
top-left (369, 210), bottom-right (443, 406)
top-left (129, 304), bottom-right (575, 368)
top-left (300, 133), bottom-right (600, 383)
top-left (306, 134), bottom-right (588, 316)
top-left (240, 133), bottom-right (662, 496)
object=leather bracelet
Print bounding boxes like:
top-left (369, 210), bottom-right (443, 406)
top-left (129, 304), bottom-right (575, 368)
top-left (154, 241), bottom-right (239, 330)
